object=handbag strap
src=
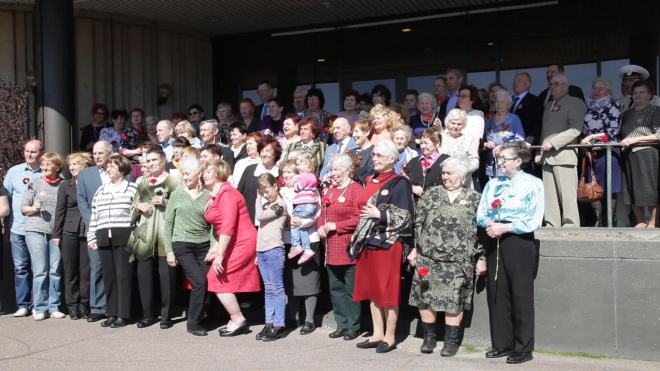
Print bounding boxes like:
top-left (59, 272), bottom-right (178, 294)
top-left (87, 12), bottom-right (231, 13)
top-left (586, 151), bottom-right (598, 178)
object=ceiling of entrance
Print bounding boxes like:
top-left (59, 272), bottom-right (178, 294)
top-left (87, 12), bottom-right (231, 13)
top-left (5, 0), bottom-right (551, 35)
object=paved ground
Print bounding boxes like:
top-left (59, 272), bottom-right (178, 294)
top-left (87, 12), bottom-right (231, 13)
top-left (0, 314), bottom-right (657, 370)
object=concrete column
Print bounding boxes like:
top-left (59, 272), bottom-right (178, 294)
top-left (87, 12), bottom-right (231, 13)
top-left (35, 0), bottom-right (75, 155)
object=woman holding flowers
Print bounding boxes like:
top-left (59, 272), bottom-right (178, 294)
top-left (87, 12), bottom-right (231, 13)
top-left (407, 155), bottom-right (484, 356)
top-left (476, 141), bottom-right (544, 365)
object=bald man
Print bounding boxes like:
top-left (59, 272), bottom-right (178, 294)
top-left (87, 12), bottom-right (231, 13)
top-left (319, 118), bottom-right (359, 179)
top-left (3, 140), bottom-right (44, 316)
top-left (156, 120), bottom-right (175, 161)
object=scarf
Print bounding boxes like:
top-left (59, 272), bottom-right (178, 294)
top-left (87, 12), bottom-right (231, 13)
top-left (587, 94), bottom-right (613, 111)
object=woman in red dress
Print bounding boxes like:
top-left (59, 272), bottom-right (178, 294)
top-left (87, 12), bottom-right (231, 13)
top-left (202, 159), bottom-right (261, 336)
top-left (348, 140), bottom-right (414, 353)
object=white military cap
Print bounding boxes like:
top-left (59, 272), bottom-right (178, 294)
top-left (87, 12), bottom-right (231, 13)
top-left (619, 65), bottom-right (649, 80)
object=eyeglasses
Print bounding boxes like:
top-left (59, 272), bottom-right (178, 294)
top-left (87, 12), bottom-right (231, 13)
top-left (548, 82), bottom-right (567, 88)
top-left (495, 156), bottom-right (517, 163)
top-left (188, 111), bottom-right (200, 115)
top-left (370, 152), bottom-right (388, 159)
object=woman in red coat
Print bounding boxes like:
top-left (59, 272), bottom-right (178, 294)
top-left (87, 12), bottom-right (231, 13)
top-left (202, 159), bottom-right (260, 337)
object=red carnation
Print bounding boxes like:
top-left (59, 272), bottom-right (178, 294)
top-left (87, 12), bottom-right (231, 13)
top-left (321, 195), bottom-right (331, 205)
top-left (486, 112), bottom-right (493, 119)
top-left (123, 134), bottom-right (128, 140)
top-left (601, 135), bottom-right (608, 142)
top-left (418, 266), bottom-right (429, 276)
top-left (174, 157), bottom-right (180, 162)
top-left (491, 199), bottom-right (502, 208)
top-left (422, 160), bottom-right (431, 168)
top-left (437, 97), bottom-right (445, 104)
top-left (323, 126), bottom-right (329, 132)
top-left (149, 178), bottom-right (157, 184)
top-left (424, 115), bottom-right (432, 121)
top-left (22, 177), bottom-right (30, 184)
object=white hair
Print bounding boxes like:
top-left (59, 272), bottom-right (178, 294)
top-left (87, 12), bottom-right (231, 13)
top-left (374, 139), bottom-right (399, 164)
top-left (445, 108), bottom-right (467, 125)
top-left (440, 155), bottom-right (471, 180)
top-left (417, 92), bottom-right (437, 109)
top-left (178, 155), bottom-right (202, 174)
top-left (494, 90), bottom-right (513, 107)
top-left (327, 153), bottom-right (354, 176)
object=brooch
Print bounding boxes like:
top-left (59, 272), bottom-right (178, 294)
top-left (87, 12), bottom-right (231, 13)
top-left (381, 190), bottom-right (389, 196)
top-left (551, 104), bottom-right (561, 113)
top-left (459, 200), bottom-right (468, 205)
top-left (517, 104), bottom-right (523, 110)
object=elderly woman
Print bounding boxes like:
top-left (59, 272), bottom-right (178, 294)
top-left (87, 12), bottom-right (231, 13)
top-left (164, 156), bottom-right (212, 336)
top-left (52, 152), bottom-right (95, 320)
top-left (408, 156), bottom-right (485, 356)
top-left (410, 93), bottom-right (442, 139)
top-left (458, 85), bottom-right (485, 141)
top-left (349, 120), bottom-right (376, 184)
top-left (175, 120), bottom-right (202, 149)
top-left (203, 159), bottom-right (261, 336)
top-left (620, 80), bottom-right (660, 228)
top-left (21, 152), bottom-right (66, 320)
top-left (338, 90), bottom-right (361, 125)
top-left (349, 140), bottom-right (414, 353)
top-left (286, 117), bottom-right (328, 175)
top-left (403, 128), bottom-right (448, 198)
top-left (239, 98), bottom-right (259, 133)
top-left (232, 132), bottom-right (263, 187)
top-left (580, 77), bottom-right (622, 227)
top-left (260, 97), bottom-right (285, 137)
top-left (278, 114), bottom-right (302, 163)
top-left (87, 154), bottom-right (137, 328)
top-left (129, 145), bottom-right (179, 329)
top-left (212, 104), bottom-right (232, 144)
top-left (441, 109), bottom-right (480, 189)
top-left (145, 115), bottom-right (159, 142)
top-left (484, 90), bottom-right (525, 178)
top-left (80, 103), bottom-right (111, 151)
top-left (237, 137), bottom-right (282, 225)
top-left (477, 141), bottom-right (544, 364)
top-left (393, 125), bottom-right (419, 175)
top-left (302, 88), bottom-right (332, 124)
top-left (369, 104), bottom-right (396, 145)
top-left (318, 154), bottom-right (364, 341)
top-left (100, 110), bottom-right (128, 151)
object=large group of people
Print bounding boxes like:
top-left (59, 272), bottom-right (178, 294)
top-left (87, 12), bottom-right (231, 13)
top-left (2, 62), bottom-right (659, 365)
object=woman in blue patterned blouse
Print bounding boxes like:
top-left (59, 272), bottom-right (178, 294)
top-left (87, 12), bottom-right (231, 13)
top-left (580, 77), bottom-right (622, 227)
top-left (483, 90), bottom-right (525, 179)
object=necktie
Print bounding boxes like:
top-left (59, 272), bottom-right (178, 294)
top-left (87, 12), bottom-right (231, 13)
top-left (511, 96), bottom-right (519, 113)
top-left (337, 143), bottom-right (343, 154)
top-left (261, 105), bottom-right (269, 120)
top-left (628, 95), bottom-right (633, 109)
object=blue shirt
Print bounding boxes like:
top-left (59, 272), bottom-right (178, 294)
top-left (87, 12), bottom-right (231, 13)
top-left (3, 162), bottom-right (43, 235)
top-left (477, 170), bottom-right (544, 234)
top-left (445, 91), bottom-right (459, 115)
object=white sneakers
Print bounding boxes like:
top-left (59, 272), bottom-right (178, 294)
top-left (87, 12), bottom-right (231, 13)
top-left (33, 312), bottom-right (46, 321)
top-left (13, 308), bottom-right (31, 317)
top-left (50, 311), bottom-right (66, 319)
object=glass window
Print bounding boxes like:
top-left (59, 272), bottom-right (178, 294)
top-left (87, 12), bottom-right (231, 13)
top-left (564, 63), bottom-right (597, 99)
top-left (601, 59), bottom-right (630, 98)
top-left (407, 75), bottom-right (436, 95)
top-left (316, 82), bottom-right (340, 114)
top-left (466, 71), bottom-right (496, 91)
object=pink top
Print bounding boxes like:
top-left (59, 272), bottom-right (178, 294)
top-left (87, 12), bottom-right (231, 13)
top-left (293, 172), bottom-right (319, 204)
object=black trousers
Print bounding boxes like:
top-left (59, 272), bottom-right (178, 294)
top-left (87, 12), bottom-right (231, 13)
top-left (61, 233), bottom-right (90, 311)
top-left (486, 232), bottom-right (537, 353)
top-left (137, 255), bottom-right (176, 319)
top-left (173, 241), bottom-right (210, 330)
top-left (97, 240), bottom-right (133, 319)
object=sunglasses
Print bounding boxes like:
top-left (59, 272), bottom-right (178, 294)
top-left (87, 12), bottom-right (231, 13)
top-left (189, 111), bottom-right (200, 115)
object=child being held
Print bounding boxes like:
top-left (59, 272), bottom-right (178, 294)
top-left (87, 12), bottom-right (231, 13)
top-left (287, 152), bottom-right (319, 264)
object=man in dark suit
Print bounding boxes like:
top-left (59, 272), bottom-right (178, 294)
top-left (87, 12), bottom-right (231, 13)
top-left (440, 69), bottom-right (463, 117)
top-left (252, 81), bottom-right (275, 131)
top-left (538, 65), bottom-right (585, 104)
top-left (77, 141), bottom-right (134, 322)
top-left (511, 72), bottom-right (544, 145)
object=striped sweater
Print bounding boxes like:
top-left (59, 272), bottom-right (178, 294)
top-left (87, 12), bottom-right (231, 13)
top-left (87, 180), bottom-right (138, 245)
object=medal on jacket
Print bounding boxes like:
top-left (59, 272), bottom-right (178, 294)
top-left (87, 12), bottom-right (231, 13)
top-left (381, 190), bottom-right (389, 196)
top-left (337, 196), bottom-right (345, 202)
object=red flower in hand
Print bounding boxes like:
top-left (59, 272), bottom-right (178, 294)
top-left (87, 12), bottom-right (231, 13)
top-left (22, 177), bottom-right (30, 184)
top-left (424, 115), bottom-right (432, 121)
top-left (491, 199), bottom-right (502, 208)
top-left (418, 266), bottom-right (429, 276)
top-left (422, 160), bottom-right (431, 168)
top-left (149, 178), bottom-right (157, 184)
top-left (601, 135), bottom-right (608, 142)
top-left (321, 195), bottom-right (331, 205)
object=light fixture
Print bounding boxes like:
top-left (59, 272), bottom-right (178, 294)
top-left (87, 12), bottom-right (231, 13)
top-left (157, 83), bottom-right (173, 106)
top-left (317, 58), bottom-right (326, 62)
top-left (25, 71), bottom-right (37, 87)
top-left (401, 28), bottom-right (412, 33)
top-left (488, 42), bottom-right (494, 46)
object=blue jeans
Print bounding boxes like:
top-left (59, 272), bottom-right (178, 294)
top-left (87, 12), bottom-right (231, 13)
top-left (88, 246), bottom-right (106, 314)
top-left (25, 232), bottom-right (62, 314)
top-left (291, 203), bottom-right (316, 249)
top-left (257, 247), bottom-right (286, 327)
top-left (10, 232), bottom-right (32, 309)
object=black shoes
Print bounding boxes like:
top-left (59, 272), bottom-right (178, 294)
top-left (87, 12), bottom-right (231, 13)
top-left (356, 339), bottom-right (382, 349)
top-left (376, 341), bottom-right (397, 353)
top-left (440, 325), bottom-right (463, 357)
top-left (262, 326), bottom-right (286, 342)
top-left (219, 321), bottom-right (249, 337)
top-left (300, 321), bottom-right (315, 335)
top-left (100, 316), bottom-right (117, 327)
top-left (110, 318), bottom-right (128, 328)
top-left (329, 328), bottom-right (346, 338)
top-left (87, 313), bottom-right (106, 322)
top-left (343, 330), bottom-right (360, 341)
top-left (160, 319), bottom-right (173, 329)
top-left (256, 325), bottom-right (272, 340)
top-left (137, 317), bottom-right (159, 328)
top-left (506, 351), bottom-right (533, 364)
top-left (420, 322), bottom-right (437, 354)
top-left (486, 347), bottom-right (515, 358)
top-left (69, 310), bottom-right (82, 320)
top-left (188, 328), bottom-right (208, 336)
top-left (80, 307), bottom-right (91, 320)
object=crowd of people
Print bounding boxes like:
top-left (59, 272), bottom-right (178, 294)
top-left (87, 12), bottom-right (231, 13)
top-left (1, 63), bottom-right (659, 364)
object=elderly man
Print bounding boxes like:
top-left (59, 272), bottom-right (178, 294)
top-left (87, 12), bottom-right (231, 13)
top-left (253, 81), bottom-right (275, 123)
top-left (617, 64), bottom-right (660, 112)
top-left (156, 120), bottom-right (175, 161)
top-left (536, 74), bottom-right (584, 227)
top-left (511, 72), bottom-right (544, 145)
top-left (538, 65), bottom-right (585, 104)
top-left (199, 119), bottom-right (235, 168)
top-left (293, 88), bottom-right (307, 114)
top-left (3, 140), bottom-right (44, 317)
top-left (319, 118), bottom-right (359, 179)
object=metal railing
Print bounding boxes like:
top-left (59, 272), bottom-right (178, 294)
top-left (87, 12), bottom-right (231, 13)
top-left (529, 141), bottom-right (660, 228)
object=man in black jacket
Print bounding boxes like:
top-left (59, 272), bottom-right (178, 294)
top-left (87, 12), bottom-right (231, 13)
top-left (538, 65), bottom-right (585, 104)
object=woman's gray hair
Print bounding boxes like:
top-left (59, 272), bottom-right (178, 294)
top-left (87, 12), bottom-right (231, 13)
top-left (494, 89), bottom-right (513, 107)
top-left (417, 92), bottom-right (437, 109)
top-left (375, 139), bottom-right (399, 164)
top-left (216, 102), bottom-right (233, 114)
top-left (440, 155), bottom-right (471, 180)
top-left (593, 76), bottom-right (612, 93)
top-left (327, 153), bottom-right (353, 176)
top-left (393, 124), bottom-right (413, 142)
top-left (178, 155), bottom-right (202, 174)
top-left (145, 116), bottom-right (158, 123)
top-left (445, 108), bottom-right (467, 125)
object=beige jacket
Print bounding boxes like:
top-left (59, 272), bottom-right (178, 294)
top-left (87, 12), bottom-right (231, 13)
top-left (540, 95), bottom-right (585, 166)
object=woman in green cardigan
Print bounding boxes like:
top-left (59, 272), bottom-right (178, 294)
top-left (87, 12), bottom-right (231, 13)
top-left (164, 155), bottom-right (213, 336)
